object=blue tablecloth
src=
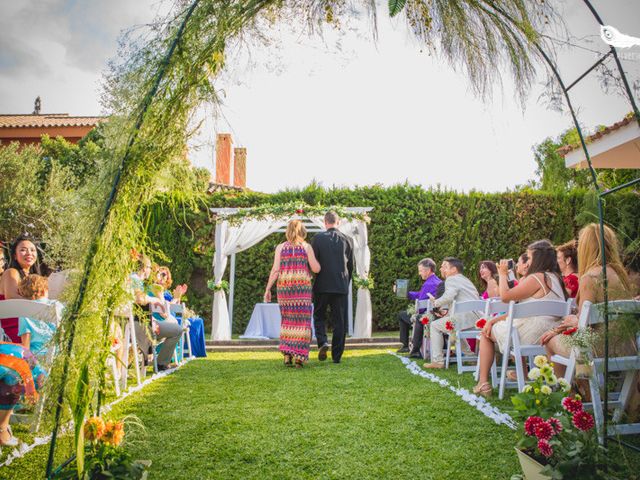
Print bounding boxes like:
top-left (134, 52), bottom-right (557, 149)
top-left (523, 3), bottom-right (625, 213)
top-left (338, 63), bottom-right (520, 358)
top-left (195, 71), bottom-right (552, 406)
top-left (178, 316), bottom-right (207, 358)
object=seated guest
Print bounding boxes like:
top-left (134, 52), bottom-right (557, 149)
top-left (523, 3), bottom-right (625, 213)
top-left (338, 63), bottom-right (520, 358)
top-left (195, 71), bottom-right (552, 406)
top-left (17, 275), bottom-right (61, 359)
top-left (155, 266), bottom-right (187, 304)
top-left (0, 234), bottom-right (42, 342)
top-left (424, 258), bottom-right (481, 369)
top-left (474, 240), bottom-right (567, 396)
top-left (0, 344), bottom-right (46, 446)
top-left (543, 224), bottom-right (636, 377)
top-left (133, 262), bottom-right (182, 371)
top-left (479, 260), bottom-right (499, 299)
top-left (516, 252), bottom-right (529, 280)
top-left (556, 240), bottom-right (579, 298)
top-left (396, 258), bottom-right (442, 358)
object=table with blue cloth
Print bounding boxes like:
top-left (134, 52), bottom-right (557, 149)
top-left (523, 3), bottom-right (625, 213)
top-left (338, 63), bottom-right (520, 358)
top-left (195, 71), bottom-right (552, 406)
top-left (177, 316), bottom-right (207, 357)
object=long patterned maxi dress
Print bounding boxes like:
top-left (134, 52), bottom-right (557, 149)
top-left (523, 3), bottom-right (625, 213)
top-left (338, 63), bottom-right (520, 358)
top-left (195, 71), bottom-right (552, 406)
top-left (277, 242), bottom-right (313, 363)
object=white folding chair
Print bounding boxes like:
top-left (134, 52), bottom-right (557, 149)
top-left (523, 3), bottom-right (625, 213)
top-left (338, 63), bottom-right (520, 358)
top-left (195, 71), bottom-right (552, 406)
top-left (114, 303), bottom-right (142, 391)
top-left (583, 300), bottom-right (640, 443)
top-left (445, 299), bottom-right (486, 373)
top-left (0, 299), bottom-right (62, 432)
top-left (474, 299), bottom-right (510, 385)
top-left (498, 299), bottom-right (573, 399)
top-left (412, 299), bottom-right (431, 359)
top-left (549, 301), bottom-right (592, 385)
top-left (170, 302), bottom-right (193, 362)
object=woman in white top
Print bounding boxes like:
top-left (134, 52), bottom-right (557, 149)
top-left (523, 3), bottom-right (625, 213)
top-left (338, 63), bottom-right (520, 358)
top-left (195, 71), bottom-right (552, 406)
top-left (474, 240), bottom-right (568, 397)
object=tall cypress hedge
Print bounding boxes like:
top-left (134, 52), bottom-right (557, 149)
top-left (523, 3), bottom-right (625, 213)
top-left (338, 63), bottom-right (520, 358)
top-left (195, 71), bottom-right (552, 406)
top-left (145, 185), bottom-right (640, 333)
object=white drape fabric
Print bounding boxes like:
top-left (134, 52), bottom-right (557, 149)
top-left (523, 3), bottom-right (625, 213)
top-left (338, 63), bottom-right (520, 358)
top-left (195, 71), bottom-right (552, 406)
top-left (308, 217), bottom-right (372, 338)
top-left (211, 219), bottom-right (285, 340)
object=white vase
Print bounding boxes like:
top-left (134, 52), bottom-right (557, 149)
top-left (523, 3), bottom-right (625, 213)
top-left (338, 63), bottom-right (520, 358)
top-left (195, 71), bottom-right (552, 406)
top-left (515, 448), bottom-right (551, 480)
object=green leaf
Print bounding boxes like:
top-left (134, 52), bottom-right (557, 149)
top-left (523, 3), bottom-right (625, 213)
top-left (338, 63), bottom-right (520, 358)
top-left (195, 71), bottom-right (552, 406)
top-left (388, 0), bottom-right (407, 17)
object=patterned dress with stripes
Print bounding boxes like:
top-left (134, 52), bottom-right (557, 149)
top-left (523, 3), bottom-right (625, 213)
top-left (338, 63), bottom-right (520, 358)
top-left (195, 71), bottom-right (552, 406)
top-left (277, 241), bottom-right (313, 363)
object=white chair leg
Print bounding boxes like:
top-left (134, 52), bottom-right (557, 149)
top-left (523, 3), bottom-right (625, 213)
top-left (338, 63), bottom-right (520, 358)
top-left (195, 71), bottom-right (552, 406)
top-left (110, 358), bottom-right (121, 397)
top-left (185, 327), bottom-right (193, 359)
top-left (129, 314), bottom-right (141, 386)
top-left (456, 336), bottom-right (463, 375)
top-left (514, 352), bottom-right (526, 393)
top-left (491, 359), bottom-right (498, 388)
top-left (498, 347), bottom-right (511, 400)
top-left (589, 372), bottom-right (606, 444)
top-left (445, 335), bottom-right (451, 369)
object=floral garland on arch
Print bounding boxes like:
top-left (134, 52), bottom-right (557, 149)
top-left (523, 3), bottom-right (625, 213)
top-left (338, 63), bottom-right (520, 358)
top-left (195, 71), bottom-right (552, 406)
top-left (214, 202), bottom-right (371, 225)
top-left (353, 275), bottom-right (374, 290)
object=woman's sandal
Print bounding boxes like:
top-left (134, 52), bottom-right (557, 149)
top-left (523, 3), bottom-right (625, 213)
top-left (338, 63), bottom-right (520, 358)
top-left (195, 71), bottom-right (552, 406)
top-left (506, 370), bottom-right (518, 382)
top-left (283, 354), bottom-right (293, 366)
top-left (294, 359), bottom-right (304, 369)
top-left (0, 426), bottom-right (18, 447)
top-left (472, 382), bottom-right (493, 398)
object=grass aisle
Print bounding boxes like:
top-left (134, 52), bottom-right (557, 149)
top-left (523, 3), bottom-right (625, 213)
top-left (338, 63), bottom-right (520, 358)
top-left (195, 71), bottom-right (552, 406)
top-left (2, 349), bottom-right (520, 479)
top-left (115, 349), bottom-right (517, 479)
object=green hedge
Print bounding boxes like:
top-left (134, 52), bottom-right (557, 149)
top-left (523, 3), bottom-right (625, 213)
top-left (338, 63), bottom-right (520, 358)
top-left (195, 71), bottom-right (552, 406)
top-left (144, 185), bottom-right (640, 333)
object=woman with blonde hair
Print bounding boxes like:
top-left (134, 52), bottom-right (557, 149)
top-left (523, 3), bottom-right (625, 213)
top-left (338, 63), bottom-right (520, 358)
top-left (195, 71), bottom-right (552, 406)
top-left (542, 223), bottom-right (635, 376)
top-left (264, 220), bottom-right (320, 368)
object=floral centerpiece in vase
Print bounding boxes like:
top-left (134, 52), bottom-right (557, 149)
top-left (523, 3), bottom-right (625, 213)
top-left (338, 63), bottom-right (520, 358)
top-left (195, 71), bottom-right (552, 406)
top-left (560, 327), bottom-right (600, 379)
top-left (510, 355), bottom-right (610, 480)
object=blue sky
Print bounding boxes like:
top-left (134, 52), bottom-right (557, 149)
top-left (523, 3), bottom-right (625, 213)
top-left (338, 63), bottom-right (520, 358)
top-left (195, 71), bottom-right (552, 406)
top-left (1, 0), bottom-right (639, 192)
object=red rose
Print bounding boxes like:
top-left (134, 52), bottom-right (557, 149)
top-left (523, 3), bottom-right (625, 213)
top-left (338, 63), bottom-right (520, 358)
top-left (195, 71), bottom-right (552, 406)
top-left (445, 320), bottom-right (454, 331)
top-left (562, 327), bottom-right (578, 336)
top-left (562, 397), bottom-right (583, 414)
top-left (537, 439), bottom-right (553, 458)
top-left (524, 416), bottom-right (544, 436)
top-left (420, 317), bottom-right (429, 326)
top-left (548, 417), bottom-right (563, 434)
top-left (295, 209), bottom-right (304, 214)
top-left (475, 318), bottom-right (487, 329)
top-left (572, 410), bottom-right (595, 431)
top-left (534, 420), bottom-right (555, 441)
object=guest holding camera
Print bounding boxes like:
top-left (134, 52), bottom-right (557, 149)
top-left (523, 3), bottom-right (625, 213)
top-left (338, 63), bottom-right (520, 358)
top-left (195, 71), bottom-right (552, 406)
top-left (396, 258), bottom-right (442, 358)
top-left (424, 258), bottom-right (481, 369)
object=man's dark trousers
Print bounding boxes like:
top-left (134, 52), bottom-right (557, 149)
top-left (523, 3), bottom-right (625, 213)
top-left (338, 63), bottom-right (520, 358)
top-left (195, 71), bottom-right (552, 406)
top-left (398, 312), bottom-right (423, 356)
top-left (314, 292), bottom-right (349, 362)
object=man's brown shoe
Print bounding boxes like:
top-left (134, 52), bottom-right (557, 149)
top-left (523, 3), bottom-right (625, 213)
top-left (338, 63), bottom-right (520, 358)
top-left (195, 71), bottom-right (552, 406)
top-left (318, 343), bottom-right (329, 361)
top-left (423, 362), bottom-right (445, 369)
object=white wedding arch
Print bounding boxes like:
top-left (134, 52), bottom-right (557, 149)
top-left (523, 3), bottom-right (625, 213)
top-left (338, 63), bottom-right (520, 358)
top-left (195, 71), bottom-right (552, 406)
top-left (209, 206), bottom-right (373, 341)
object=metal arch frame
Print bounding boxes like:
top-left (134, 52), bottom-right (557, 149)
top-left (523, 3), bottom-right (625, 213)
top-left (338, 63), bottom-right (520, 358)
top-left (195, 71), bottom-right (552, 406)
top-left (488, 0), bottom-right (640, 452)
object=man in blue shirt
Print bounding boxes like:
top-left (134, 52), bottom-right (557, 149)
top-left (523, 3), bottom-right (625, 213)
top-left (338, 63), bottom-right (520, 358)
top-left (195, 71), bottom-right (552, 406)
top-left (397, 258), bottom-right (442, 358)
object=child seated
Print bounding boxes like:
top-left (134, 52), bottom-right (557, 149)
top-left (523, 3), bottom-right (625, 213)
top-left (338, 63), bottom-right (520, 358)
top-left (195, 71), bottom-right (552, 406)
top-left (17, 275), bottom-right (61, 358)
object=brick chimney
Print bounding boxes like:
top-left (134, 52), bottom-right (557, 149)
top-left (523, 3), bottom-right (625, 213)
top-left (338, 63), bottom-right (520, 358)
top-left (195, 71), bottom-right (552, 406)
top-left (215, 133), bottom-right (232, 185)
top-left (233, 147), bottom-right (246, 188)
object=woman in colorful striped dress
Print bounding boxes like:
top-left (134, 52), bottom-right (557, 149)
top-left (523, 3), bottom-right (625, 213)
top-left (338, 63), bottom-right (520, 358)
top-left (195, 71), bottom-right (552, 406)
top-left (264, 220), bottom-right (320, 368)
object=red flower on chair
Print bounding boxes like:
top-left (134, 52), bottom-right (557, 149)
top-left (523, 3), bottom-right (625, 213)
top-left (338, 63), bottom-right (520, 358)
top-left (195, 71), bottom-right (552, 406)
top-left (420, 316), bottom-right (429, 326)
top-left (475, 318), bottom-right (487, 329)
top-left (295, 208), bottom-right (304, 214)
top-left (562, 327), bottom-right (578, 335)
top-left (572, 410), bottom-right (595, 431)
top-left (445, 320), bottom-right (454, 331)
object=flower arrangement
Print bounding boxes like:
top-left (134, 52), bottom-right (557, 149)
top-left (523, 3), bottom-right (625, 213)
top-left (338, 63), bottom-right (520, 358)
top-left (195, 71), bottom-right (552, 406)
top-left (207, 279), bottom-right (229, 293)
top-left (561, 327), bottom-right (600, 352)
top-left (510, 356), bottom-right (610, 479)
top-left (353, 275), bottom-right (374, 290)
top-left (215, 202), bottom-right (371, 225)
top-left (54, 416), bottom-right (150, 479)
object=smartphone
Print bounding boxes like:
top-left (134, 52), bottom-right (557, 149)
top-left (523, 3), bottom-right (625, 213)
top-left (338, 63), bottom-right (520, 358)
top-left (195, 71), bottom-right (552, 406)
top-left (507, 258), bottom-right (515, 270)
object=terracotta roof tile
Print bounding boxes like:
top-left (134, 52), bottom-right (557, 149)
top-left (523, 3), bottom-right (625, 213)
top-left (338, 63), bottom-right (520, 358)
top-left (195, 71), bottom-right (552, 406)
top-left (0, 114), bottom-right (104, 128)
top-left (558, 114), bottom-right (638, 156)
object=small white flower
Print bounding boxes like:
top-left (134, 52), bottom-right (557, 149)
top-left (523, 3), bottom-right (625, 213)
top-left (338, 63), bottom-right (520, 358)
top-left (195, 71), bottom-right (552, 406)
top-left (541, 385), bottom-right (552, 395)
top-left (534, 355), bottom-right (548, 368)
top-left (558, 378), bottom-right (571, 393)
top-left (528, 368), bottom-right (541, 380)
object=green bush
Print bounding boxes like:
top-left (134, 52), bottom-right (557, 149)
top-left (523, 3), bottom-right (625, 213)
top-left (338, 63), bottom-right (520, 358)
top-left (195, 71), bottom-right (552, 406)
top-left (143, 184), bottom-right (640, 334)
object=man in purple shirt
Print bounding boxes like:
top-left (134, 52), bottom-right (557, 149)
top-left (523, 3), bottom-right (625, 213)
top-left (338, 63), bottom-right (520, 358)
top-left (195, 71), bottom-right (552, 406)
top-left (396, 258), bottom-right (442, 358)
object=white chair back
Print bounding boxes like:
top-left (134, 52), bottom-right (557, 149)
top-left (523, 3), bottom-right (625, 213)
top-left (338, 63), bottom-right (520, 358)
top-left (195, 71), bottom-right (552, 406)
top-left (415, 299), bottom-right (431, 313)
top-left (446, 299), bottom-right (487, 373)
top-left (485, 299), bottom-right (510, 317)
top-left (0, 299), bottom-right (61, 325)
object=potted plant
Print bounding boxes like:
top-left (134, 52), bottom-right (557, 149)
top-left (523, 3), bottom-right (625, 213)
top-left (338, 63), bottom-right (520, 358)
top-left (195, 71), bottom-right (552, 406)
top-left (560, 327), bottom-right (600, 379)
top-left (53, 416), bottom-right (151, 479)
top-left (510, 356), bottom-right (613, 480)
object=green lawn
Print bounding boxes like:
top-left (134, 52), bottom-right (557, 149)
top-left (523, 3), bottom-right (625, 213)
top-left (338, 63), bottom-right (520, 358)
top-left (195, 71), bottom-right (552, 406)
top-left (3, 349), bottom-right (638, 479)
